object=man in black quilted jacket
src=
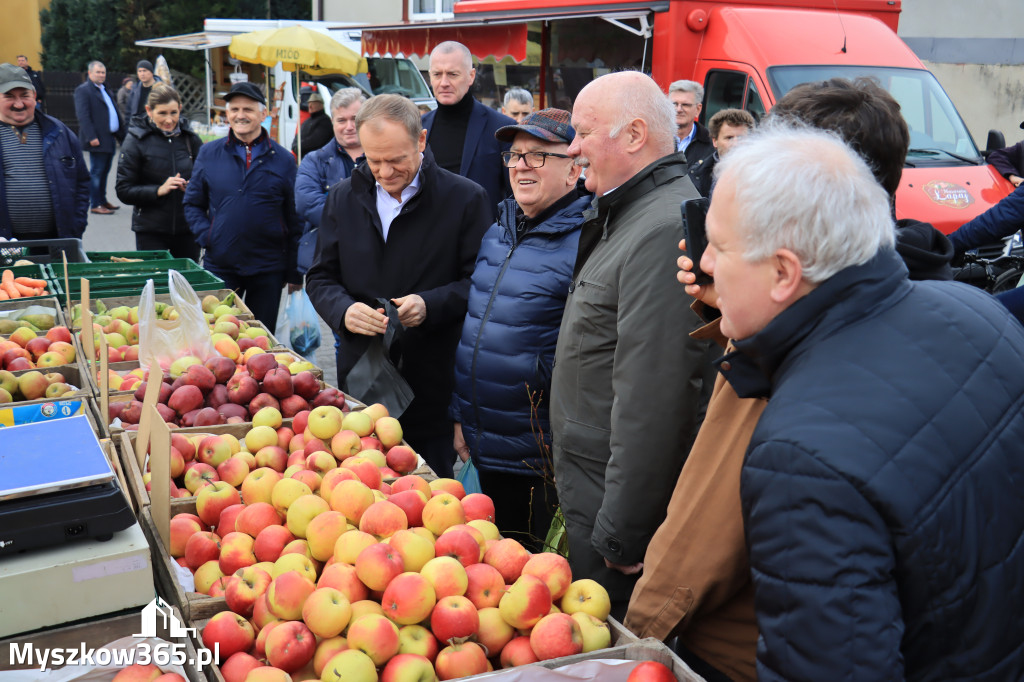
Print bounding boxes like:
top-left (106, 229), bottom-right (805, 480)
top-left (705, 124), bottom-right (1024, 682)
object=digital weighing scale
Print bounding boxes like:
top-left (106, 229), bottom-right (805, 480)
top-left (0, 415), bottom-right (135, 556)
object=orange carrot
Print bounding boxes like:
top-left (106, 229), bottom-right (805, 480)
top-left (32, 287), bottom-right (45, 296)
top-left (1, 270), bottom-right (13, 286)
top-left (0, 290), bottom-right (8, 300)
top-left (1, 281), bottom-right (20, 298)
top-left (14, 276), bottom-right (46, 288)
top-left (12, 281), bottom-right (37, 297)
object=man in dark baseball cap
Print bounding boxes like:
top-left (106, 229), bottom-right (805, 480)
top-left (222, 81), bottom-right (266, 105)
top-left (184, 76), bottom-right (302, 334)
top-left (449, 107), bottom-right (590, 550)
top-left (0, 62), bottom-right (89, 240)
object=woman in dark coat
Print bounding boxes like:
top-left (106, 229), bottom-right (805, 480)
top-left (115, 84), bottom-right (202, 260)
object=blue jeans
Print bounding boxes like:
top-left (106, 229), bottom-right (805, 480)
top-left (203, 266), bottom-right (285, 332)
top-left (88, 151), bottom-right (114, 208)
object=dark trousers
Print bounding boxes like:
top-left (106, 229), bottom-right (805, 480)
top-left (477, 468), bottom-right (558, 553)
top-left (135, 231), bottom-right (201, 262)
top-left (409, 431), bottom-right (457, 480)
top-left (88, 151), bottom-right (114, 208)
top-left (202, 266), bottom-right (285, 332)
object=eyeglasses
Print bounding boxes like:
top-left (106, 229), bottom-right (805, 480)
top-left (501, 151), bottom-right (571, 168)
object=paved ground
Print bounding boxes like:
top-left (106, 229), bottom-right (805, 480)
top-left (82, 152), bottom-right (340, 385)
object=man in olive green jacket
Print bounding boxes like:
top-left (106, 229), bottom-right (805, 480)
top-left (550, 71), bottom-right (712, 618)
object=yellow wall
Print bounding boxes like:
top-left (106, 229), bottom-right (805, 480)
top-left (4, 0), bottom-right (49, 66)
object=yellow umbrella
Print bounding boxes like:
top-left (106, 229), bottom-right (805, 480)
top-left (229, 25), bottom-right (368, 159)
top-left (228, 25), bottom-right (367, 75)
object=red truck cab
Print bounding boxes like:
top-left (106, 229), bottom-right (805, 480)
top-left (654, 1), bottom-right (1013, 234)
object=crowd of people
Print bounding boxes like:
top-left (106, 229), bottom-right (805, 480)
top-left (3, 44), bottom-right (1024, 681)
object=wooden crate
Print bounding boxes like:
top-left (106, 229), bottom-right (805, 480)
top-left (189, 616), bottom-right (675, 682)
top-left (69, 289), bottom-right (255, 329)
top-left (139, 506), bottom-right (230, 624)
top-left (0, 295), bottom-right (67, 329)
top-left (0, 604), bottom-right (207, 682)
top-left (118, 420), bottom-right (294, 511)
top-left (466, 633), bottom-right (706, 681)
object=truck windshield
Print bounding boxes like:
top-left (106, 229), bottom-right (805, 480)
top-left (311, 58), bottom-right (432, 102)
top-left (767, 65), bottom-right (982, 165)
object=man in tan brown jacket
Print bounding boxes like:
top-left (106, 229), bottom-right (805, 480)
top-left (625, 77), bottom-right (956, 682)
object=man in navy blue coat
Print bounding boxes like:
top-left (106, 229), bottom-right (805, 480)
top-left (73, 61), bottom-right (124, 215)
top-left (184, 82), bottom-right (302, 332)
top-left (706, 125), bottom-right (1024, 681)
top-left (422, 41), bottom-right (514, 218)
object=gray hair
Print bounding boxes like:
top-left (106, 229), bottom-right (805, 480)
top-left (330, 87), bottom-right (366, 114)
top-left (503, 88), bottom-right (532, 108)
top-left (608, 72), bottom-right (677, 155)
top-left (430, 41), bottom-right (473, 71)
top-left (669, 79), bottom-right (703, 102)
top-left (716, 124), bottom-right (895, 283)
top-left (87, 60), bottom-right (105, 72)
top-left (355, 94), bottom-right (423, 143)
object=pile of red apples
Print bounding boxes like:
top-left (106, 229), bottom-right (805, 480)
top-left (168, 408), bottom-right (613, 681)
top-left (112, 351), bottom-right (345, 430)
top-left (145, 402), bottom-right (421, 501)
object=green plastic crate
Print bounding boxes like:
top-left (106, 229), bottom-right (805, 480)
top-left (61, 269), bottom-right (224, 298)
top-left (1, 263), bottom-right (63, 303)
top-left (46, 258), bottom-right (204, 280)
top-left (85, 250), bottom-right (173, 262)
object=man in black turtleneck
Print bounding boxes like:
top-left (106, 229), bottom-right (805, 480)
top-left (423, 41), bottom-right (514, 218)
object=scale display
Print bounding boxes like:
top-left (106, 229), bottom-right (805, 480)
top-left (0, 415), bottom-right (113, 502)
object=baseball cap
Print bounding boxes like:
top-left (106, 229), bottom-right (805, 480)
top-left (0, 63), bottom-right (34, 94)
top-left (223, 81), bottom-right (266, 106)
top-left (495, 108), bottom-right (575, 144)
top-left (308, 93), bottom-right (324, 104)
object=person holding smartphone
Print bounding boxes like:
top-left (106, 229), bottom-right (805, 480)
top-left (116, 84), bottom-right (202, 260)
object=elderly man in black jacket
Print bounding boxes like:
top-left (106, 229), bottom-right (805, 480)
top-left (306, 94), bottom-right (491, 478)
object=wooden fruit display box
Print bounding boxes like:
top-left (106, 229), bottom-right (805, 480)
top-left (69, 288), bottom-right (255, 330)
top-left (484, 638), bottom-right (706, 681)
top-left (0, 603), bottom-right (207, 682)
top-left (139, 504), bottom-right (232, 625)
top-left (0, 295), bottom-right (68, 330)
top-left (187, 615), bottom-right (667, 682)
top-left (2, 359), bottom-right (93, 413)
top-left (118, 419), bottom-right (295, 511)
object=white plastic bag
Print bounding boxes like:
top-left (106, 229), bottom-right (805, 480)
top-left (138, 270), bottom-right (217, 372)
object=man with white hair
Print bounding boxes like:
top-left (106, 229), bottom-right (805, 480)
top-left (705, 125), bottom-right (1024, 680)
top-left (669, 79), bottom-right (714, 196)
top-left (184, 81), bottom-right (302, 331)
top-left (549, 71), bottom-right (712, 619)
top-left (423, 41), bottom-right (514, 216)
top-left (501, 87), bottom-right (533, 123)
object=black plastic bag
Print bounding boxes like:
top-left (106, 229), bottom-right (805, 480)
top-left (344, 298), bottom-right (414, 418)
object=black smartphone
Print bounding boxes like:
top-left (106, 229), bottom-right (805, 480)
top-left (681, 197), bottom-right (712, 284)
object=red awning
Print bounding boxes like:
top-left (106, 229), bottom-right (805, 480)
top-left (363, 23), bottom-right (529, 62)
